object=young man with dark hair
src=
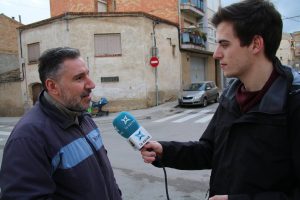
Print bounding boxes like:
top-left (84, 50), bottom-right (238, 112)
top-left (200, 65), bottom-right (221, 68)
top-left (141, 1), bottom-right (300, 199)
top-left (0, 47), bottom-right (122, 200)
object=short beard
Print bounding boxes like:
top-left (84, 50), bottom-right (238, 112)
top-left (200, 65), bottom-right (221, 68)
top-left (61, 89), bottom-right (92, 112)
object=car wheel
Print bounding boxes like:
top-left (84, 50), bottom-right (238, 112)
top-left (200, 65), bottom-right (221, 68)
top-left (178, 101), bottom-right (182, 107)
top-left (203, 98), bottom-right (208, 107)
top-left (214, 94), bottom-right (219, 103)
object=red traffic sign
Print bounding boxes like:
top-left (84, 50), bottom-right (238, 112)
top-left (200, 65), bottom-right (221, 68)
top-left (150, 56), bottom-right (159, 67)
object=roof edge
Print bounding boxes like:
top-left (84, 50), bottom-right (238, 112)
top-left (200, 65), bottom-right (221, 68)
top-left (18, 12), bottom-right (179, 30)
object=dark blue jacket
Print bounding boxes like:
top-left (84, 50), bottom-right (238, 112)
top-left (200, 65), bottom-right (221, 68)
top-left (157, 59), bottom-right (300, 200)
top-left (0, 91), bottom-right (122, 200)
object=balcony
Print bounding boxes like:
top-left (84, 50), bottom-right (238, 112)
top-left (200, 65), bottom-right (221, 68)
top-left (180, 0), bottom-right (204, 18)
top-left (181, 29), bottom-right (207, 51)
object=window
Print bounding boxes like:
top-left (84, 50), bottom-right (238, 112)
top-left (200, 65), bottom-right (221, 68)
top-left (94, 34), bottom-right (122, 57)
top-left (98, 0), bottom-right (107, 12)
top-left (27, 43), bottom-right (40, 64)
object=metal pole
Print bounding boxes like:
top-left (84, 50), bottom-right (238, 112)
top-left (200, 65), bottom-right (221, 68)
top-left (155, 67), bottom-right (158, 106)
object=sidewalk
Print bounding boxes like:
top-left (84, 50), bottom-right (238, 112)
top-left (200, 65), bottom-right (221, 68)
top-left (0, 100), bottom-right (179, 125)
top-left (93, 100), bottom-right (179, 124)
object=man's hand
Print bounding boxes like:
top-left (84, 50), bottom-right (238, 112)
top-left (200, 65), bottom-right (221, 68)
top-left (209, 195), bottom-right (228, 200)
top-left (140, 141), bottom-right (163, 163)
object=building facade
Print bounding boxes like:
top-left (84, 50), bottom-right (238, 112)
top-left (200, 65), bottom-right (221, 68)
top-left (50, 0), bottom-right (221, 89)
top-left (291, 31), bottom-right (300, 71)
top-left (276, 32), bottom-right (294, 67)
top-left (0, 14), bottom-right (24, 116)
top-left (19, 13), bottom-right (181, 112)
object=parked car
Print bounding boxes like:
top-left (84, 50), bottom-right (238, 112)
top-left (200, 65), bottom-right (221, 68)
top-left (178, 81), bottom-right (219, 107)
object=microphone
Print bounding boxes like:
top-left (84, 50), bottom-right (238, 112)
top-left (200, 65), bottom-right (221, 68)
top-left (113, 111), bottom-right (152, 150)
top-left (113, 111), bottom-right (171, 200)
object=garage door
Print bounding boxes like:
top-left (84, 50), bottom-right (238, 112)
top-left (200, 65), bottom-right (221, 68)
top-left (190, 57), bottom-right (205, 83)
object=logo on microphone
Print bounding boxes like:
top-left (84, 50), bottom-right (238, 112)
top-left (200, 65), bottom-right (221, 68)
top-left (134, 130), bottom-right (145, 141)
top-left (121, 115), bottom-right (130, 125)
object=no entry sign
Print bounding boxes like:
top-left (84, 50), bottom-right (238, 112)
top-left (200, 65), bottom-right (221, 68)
top-left (150, 56), bottom-right (159, 67)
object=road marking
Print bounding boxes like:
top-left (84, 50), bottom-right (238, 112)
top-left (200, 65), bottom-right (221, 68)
top-left (172, 109), bottom-right (211, 123)
top-left (0, 131), bottom-right (11, 136)
top-left (153, 110), bottom-right (195, 123)
top-left (0, 125), bottom-right (5, 128)
top-left (194, 114), bottom-right (214, 123)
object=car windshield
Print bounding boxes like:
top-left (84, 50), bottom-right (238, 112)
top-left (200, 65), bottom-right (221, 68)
top-left (183, 83), bottom-right (205, 91)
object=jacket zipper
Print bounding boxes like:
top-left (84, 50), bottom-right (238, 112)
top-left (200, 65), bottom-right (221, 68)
top-left (77, 123), bottom-right (112, 200)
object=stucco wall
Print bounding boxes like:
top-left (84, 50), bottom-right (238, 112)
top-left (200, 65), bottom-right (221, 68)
top-left (20, 15), bottom-right (181, 111)
top-left (0, 53), bottom-right (19, 73)
top-left (0, 82), bottom-right (24, 116)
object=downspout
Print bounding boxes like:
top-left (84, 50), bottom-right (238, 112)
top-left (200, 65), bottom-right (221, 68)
top-left (177, 0), bottom-right (183, 91)
top-left (19, 26), bottom-right (30, 112)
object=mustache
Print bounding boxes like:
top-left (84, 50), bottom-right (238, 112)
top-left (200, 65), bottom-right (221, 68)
top-left (80, 89), bottom-right (92, 98)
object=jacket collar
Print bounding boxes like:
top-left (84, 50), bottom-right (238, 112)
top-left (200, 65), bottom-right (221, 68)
top-left (221, 58), bottom-right (295, 114)
top-left (38, 90), bottom-right (84, 129)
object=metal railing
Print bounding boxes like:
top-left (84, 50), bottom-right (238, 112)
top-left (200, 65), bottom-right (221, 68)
top-left (180, 0), bottom-right (204, 12)
top-left (181, 31), bottom-right (206, 48)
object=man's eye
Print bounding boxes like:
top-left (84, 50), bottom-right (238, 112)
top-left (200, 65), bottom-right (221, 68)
top-left (76, 76), bottom-right (83, 80)
top-left (220, 43), bottom-right (229, 47)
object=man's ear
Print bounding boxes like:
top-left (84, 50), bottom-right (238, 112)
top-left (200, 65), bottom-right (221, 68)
top-left (45, 78), bottom-right (59, 95)
top-left (251, 35), bottom-right (264, 54)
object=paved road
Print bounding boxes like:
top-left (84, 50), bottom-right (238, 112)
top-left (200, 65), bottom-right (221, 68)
top-left (0, 102), bottom-right (218, 200)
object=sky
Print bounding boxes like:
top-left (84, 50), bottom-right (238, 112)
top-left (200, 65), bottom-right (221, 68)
top-left (0, 0), bottom-right (299, 33)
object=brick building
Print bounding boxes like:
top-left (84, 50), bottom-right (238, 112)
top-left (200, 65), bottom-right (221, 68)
top-left (291, 31), bottom-right (300, 71)
top-left (0, 14), bottom-right (24, 116)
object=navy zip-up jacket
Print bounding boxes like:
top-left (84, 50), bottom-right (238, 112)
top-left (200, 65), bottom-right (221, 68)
top-left (156, 59), bottom-right (300, 199)
top-left (0, 91), bottom-right (122, 200)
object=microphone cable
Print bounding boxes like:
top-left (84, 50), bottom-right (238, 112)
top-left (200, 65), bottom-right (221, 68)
top-left (162, 165), bottom-right (170, 200)
top-left (156, 158), bottom-right (170, 200)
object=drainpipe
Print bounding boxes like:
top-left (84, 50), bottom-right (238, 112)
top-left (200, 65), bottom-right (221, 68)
top-left (18, 25), bottom-right (30, 112)
top-left (178, 0), bottom-right (183, 91)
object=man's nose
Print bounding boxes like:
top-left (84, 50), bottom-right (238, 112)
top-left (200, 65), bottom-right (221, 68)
top-left (86, 77), bottom-right (95, 89)
top-left (213, 47), bottom-right (222, 60)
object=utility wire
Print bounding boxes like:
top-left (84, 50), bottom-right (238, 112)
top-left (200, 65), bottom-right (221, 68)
top-left (283, 15), bottom-right (300, 20)
top-left (282, 15), bottom-right (300, 23)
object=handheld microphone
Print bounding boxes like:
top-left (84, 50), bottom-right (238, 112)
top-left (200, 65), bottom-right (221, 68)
top-left (113, 111), bottom-right (152, 150)
top-left (113, 111), bottom-right (170, 200)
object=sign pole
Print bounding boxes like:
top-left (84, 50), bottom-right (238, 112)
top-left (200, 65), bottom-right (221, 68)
top-left (150, 56), bottom-right (159, 106)
top-left (155, 67), bottom-right (158, 106)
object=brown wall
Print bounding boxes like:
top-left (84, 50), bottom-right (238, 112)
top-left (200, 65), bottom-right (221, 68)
top-left (0, 14), bottom-right (21, 54)
top-left (0, 82), bottom-right (24, 116)
top-left (50, 0), bottom-right (97, 17)
top-left (115, 0), bottom-right (179, 24)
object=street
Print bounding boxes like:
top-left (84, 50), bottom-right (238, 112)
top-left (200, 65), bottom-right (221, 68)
top-left (0, 102), bottom-right (218, 200)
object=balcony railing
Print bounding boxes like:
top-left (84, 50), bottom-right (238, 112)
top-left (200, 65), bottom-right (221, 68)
top-left (181, 31), bottom-right (206, 48)
top-left (181, 0), bottom-right (204, 12)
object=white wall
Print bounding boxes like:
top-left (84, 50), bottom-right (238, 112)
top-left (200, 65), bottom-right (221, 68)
top-left (20, 15), bottom-right (181, 110)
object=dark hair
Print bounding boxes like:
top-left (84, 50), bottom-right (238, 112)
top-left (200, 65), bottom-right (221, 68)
top-left (38, 47), bottom-right (80, 91)
top-left (212, 0), bottom-right (282, 61)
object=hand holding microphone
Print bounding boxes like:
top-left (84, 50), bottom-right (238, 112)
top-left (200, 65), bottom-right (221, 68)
top-left (113, 111), bottom-right (170, 200)
top-left (141, 141), bottom-right (163, 164)
top-left (112, 111), bottom-right (163, 163)
top-left (113, 111), bottom-right (152, 150)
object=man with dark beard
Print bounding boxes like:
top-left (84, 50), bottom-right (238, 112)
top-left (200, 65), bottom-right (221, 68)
top-left (0, 47), bottom-right (122, 200)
